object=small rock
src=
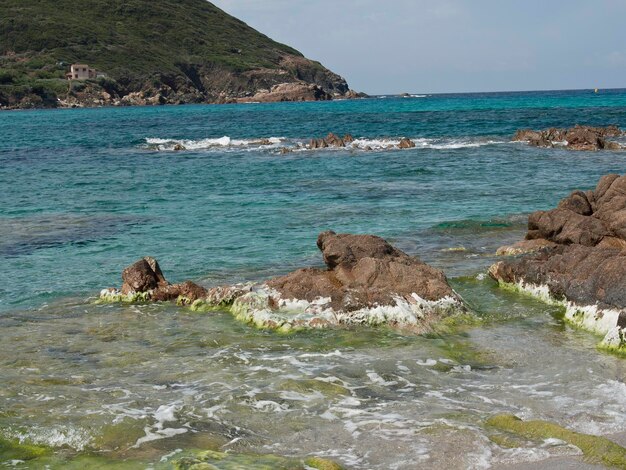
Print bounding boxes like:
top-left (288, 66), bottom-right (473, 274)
top-left (398, 137), bottom-right (416, 149)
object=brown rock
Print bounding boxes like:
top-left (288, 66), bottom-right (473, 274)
top-left (512, 125), bottom-right (623, 151)
top-left (309, 138), bottom-right (328, 149)
top-left (237, 82), bottom-right (332, 103)
top-left (496, 239), bottom-right (558, 256)
top-left (324, 133), bottom-right (345, 147)
top-left (308, 132), bottom-right (350, 149)
top-left (490, 173), bottom-right (626, 312)
top-left (398, 138), bottom-right (416, 149)
top-left (121, 257), bottom-right (167, 294)
top-left (118, 256), bottom-right (206, 302)
top-left (267, 231), bottom-right (460, 312)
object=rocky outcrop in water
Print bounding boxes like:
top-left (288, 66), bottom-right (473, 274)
top-left (513, 125), bottom-right (623, 151)
top-left (309, 133), bottom-right (355, 149)
top-left (307, 133), bottom-right (415, 150)
top-left (490, 174), bottom-right (626, 353)
top-left (101, 233), bottom-right (465, 333)
top-left (101, 256), bottom-right (207, 303)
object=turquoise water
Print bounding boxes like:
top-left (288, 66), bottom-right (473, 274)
top-left (2, 89), bottom-right (626, 311)
top-left (1, 89), bottom-right (626, 469)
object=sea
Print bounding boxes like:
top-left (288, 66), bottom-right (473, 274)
top-left (1, 89), bottom-right (625, 469)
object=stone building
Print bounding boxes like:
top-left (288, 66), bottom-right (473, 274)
top-left (66, 64), bottom-right (97, 80)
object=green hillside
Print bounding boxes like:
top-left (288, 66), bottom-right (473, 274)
top-left (0, 0), bottom-right (350, 108)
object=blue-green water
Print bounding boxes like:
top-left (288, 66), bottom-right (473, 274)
top-left (2, 89), bottom-right (626, 311)
top-left (1, 90), bottom-right (626, 469)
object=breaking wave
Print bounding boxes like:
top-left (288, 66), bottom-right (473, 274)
top-left (145, 136), bottom-right (284, 151)
top-left (143, 136), bottom-right (508, 153)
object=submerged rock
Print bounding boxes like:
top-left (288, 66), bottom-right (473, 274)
top-left (173, 449), bottom-right (344, 470)
top-left (101, 232), bottom-right (465, 333)
top-left (487, 414), bottom-right (626, 468)
top-left (491, 174), bottom-right (626, 354)
top-left (513, 125), bottom-right (623, 151)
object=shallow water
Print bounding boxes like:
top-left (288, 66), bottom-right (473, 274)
top-left (1, 90), bottom-right (626, 468)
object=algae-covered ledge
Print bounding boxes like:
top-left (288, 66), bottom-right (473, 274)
top-left (490, 173), bottom-right (626, 355)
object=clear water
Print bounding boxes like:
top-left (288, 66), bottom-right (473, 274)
top-left (1, 89), bottom-right (625, 469)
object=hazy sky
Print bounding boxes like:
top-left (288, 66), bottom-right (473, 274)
top-left (211, 0), bottom-right (626, 94)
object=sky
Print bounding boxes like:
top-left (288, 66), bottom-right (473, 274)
top-left (210, 0), bottom-right (626, 95)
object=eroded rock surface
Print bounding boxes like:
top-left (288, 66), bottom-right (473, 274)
top-left (513, 125), bottom-right (623, 151)
top-left (491, 174), bottom-right (626, 353)
top-left (101, 233), bottom-right (465, 333)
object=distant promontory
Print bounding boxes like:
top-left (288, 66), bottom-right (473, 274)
top-left (0, 0), bottom-right (362, 109)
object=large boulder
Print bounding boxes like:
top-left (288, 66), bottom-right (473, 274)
top-left (266, 231), bottom-right (459, 312)
top-left (491, 174), bottom-right (626, 353)
top-left (513, 125), bottom-right (623, 151)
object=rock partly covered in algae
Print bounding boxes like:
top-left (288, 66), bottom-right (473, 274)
top-left (491, 174), bottom-right (626, 354)
top-left (513, 125), bottom-right (623, 151)
top-left (173, 449), bottom-right (343, 470)
top-left (99, 256), bottom-right (207, 304)
top-left (487, 414), bottom-right (626, 468)
top-left (101, 232), bottom-right (465, 333)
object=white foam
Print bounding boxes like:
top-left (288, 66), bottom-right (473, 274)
top-left (8, 426), bottom-right (92, 451)
top-left (252, 400), bottom-right (290, 413)
top-left (133, 403), bottom-right (188, 448)
top-left (144, 135), bottom-right (506, 153)
top-left (145, 136), bottom-right (285, 151)
top-left (504, 279), bottom-right (625, 349)
top-left (366, 371), bottom-right (398, 387)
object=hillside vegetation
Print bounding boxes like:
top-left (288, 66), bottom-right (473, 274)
top-left (0, 0), bottom-right (351, 108)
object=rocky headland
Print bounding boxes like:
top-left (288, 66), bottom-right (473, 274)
top-left (513, 125), bottom-right (624, 151)
top-left (101, 231), bottom-right (465, 333)
top-left (490, 174), bottom-right (626, 353)
top-left (0, 0), bottom-right (363, 109)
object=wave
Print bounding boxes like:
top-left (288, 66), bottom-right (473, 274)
top-left (333, 137), bottom-right (506, 151)
top-left (143, 136), bottom-right (508, 153)
top-left (145, 136), bottom-right (284, 151)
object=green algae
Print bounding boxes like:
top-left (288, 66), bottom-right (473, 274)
top-left (486, 414), bottom-right (626, 468)
top-left (494, 280), bottom-right (626, 358)
top-left (96, 290), bottom-right (151, 304)
top-left (0, 435), bottom-right (51, 461)
top-left (280, 378), bottom-right (350, 396)
top-left (599, 330), bottom-right (626, 356)
top-left (304, 456), bottom-right (344, 470)
top-left (34, 454), bottom-right (151, 469)
top-left (185, 298), bottom-right (225, 313)
top-left (92, 419), bottom-right (150, 451)
top-left (173, 449), bottom-right (344, 470)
